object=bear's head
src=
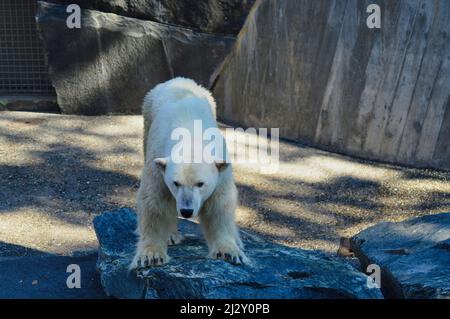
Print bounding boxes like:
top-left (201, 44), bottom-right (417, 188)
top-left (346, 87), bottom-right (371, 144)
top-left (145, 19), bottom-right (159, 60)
top-left (153, 157), bottom-right (229, 218)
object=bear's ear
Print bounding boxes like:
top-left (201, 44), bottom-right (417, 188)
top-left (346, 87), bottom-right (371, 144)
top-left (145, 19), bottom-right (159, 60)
top-left (154, 157), bottom-right (168, 172)
top-left (215, 161), bottom-right (229, 172)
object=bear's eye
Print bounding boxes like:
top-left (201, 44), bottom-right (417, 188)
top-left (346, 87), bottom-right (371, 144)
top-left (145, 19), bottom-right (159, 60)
top-left (173, 181), bottom-right (180, 187)
top-left (196, 182), bottom-right (204, 188)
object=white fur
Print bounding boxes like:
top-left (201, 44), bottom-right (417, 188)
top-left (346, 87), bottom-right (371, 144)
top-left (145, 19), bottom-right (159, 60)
top-left (131, 78), bottom-right (246, 269)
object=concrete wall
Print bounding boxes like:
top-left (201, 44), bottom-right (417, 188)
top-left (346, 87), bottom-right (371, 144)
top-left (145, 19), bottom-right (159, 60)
top-left (213, 0), bottom-right (450, 170)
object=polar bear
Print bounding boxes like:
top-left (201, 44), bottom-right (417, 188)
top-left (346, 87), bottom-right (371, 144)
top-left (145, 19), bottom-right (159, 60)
top-left (130, 77), bottom-right (246, 269)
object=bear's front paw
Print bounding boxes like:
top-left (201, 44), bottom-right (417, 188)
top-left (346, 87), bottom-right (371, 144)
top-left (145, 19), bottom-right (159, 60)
top-left (130, 246), bottom-right (170, 269)
top-left (209, 242), bottom-right (248, 265)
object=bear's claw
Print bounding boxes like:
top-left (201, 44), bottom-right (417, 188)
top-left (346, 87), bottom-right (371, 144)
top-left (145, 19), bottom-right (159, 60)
top-left (130, 247), bottom-right (170, 269)
top-left (210, 244), bottom-right (247, 265)
top-left (167, 231), bottom-right (184, 246)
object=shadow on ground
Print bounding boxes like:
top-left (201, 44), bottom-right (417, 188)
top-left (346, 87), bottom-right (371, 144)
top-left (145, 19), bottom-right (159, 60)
top-left (0, 111), bottom-right (449, 257)
top-left (0, 241), bottom-right (107, 299)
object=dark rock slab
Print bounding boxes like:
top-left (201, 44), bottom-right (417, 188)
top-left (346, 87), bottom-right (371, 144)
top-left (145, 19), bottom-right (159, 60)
top-left (351, 213), bottom-right (450, 299)
top-left (46, 0), bottom-right (255, 34)
top-left (36, 1), bottom-right (235, 115)
top-left (0, 253), bottom-right (107, 299)
top-left (94, 208), bottom-right (382, 299)
top-left (0, 97), bottom-right (59, 113)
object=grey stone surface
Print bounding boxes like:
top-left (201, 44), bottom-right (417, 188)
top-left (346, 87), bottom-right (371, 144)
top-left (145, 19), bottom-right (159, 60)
top-left (0, 252), bottom-right (107, 299)
top-left (0, 96), bottom-right (59, 113)
top-left (351, 213), bottom-right (450, 299)
top-left (47, 0), bottom-right (255, 34)
top-left (213, 0), bottom-right (450, 170)
top-left (36, 1), bottom-right (235, 115)
top-left (94, 208), bottom-right (383, 299)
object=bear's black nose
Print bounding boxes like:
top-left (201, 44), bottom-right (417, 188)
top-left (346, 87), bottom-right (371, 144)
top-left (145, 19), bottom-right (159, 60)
top-left (180, 209), bottom-right (193, 218)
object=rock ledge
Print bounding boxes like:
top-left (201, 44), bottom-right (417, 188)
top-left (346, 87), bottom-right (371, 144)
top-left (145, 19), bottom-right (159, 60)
top-left (351, 213), bottom-right (450, 299)
top-left (94, 208), bottom-right (382, 299)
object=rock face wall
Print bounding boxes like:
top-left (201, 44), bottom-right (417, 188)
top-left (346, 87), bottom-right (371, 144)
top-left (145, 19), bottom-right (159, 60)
top-left (213, 0), bottom-right (450, 170)
top-left (46, 0), bottom-right (255, 35)
top-left (36, 1), bottom-right (235, 114)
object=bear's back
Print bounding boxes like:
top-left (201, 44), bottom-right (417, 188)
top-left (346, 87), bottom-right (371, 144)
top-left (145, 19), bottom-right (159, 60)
top-left (142, 77), bottom-right (220, 160)
top-left (143, 77), bottom-right (217, 121)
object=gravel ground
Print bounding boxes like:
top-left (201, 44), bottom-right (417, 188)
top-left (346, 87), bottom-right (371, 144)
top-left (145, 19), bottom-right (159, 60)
top-left (1, 111), bottom-right (449, 257)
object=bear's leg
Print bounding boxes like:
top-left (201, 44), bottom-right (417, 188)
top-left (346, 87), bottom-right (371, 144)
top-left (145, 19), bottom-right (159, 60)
top-left (168, 231), bottom-right (184, 245)
top-left (199, 183), bottom-right (247, 265)
top-left (130, 191), bottom-right (176, 269)
top-left (166, 201), bottom-right (183, 245)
